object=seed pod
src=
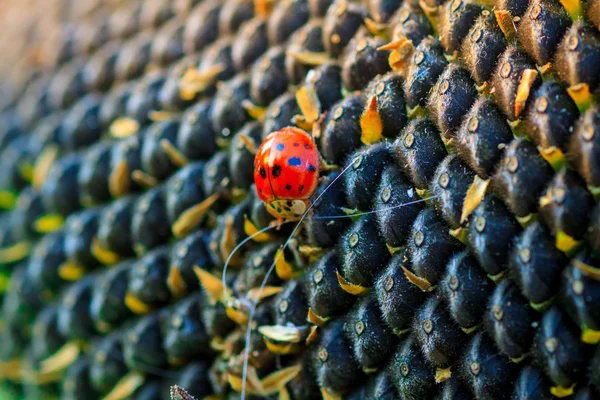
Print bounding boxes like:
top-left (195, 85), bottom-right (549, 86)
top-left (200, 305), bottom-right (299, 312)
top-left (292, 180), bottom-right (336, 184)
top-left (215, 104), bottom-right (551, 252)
top-left (388, 4), bottom-right (434, 46)
top-left (517, 0), bottom-right (570, 66)
top-left (123, 313), bottom-right (168, 370)
top-left (232, 17), bottom-right (269, 72)
top-left (131, 187), bottom-right (170, 255)
top-left (2, 267), bottom-right (42, 341)
top-left (533, 306), bottom-right (592, 391)
top-left (311, 318), bottom-right (364, 393)
top-left (78, 142), bottom-right (112, 207)
top-left (393, 117), bottom-right (447, 189)
top-left (177, 100), bottom-right (217, 160)
top-left (127, 247), bottom-right (172, 311)
top-left (309, 0), bottom-right (333, 17)
top-left (211, 74), bottom-right (251, 139)
top-left (376, 164), bottom-right (424, 247)
top-left (160, 59), bottom-right (201, 111)
top-left (431, 154), bottom-right (477, 229)
top-left (48, 61), bottom-right (86, 109)
top-left (64, 208), bottom-right (101, 270)
top-left (82, 42), bottom-right (120, 92)
top-left (261, 92), bottom-right (300, 140)
top-left (468, 195), bottom-right (522, 277)
top-left (555, 20), bottom-right (600, 92)
top-left (62, 357), bottom-right (98, 399)
top-left (589, 203), bottom-right (600, 254)
top-left (462, 332), bottom-right (518, 400)
top-left (342, 35), bottom-right (390, 91)
top-left (428, 64), bottom-right (478, 141)
top-left (455, 96), bottom-right (513, 179)
top-left (368, 0), bottom-right (402, 22)
top-left (486, 279), bottom-right (539, 360)
top-left (461, 11), bottom-right (507, 85)
top-left (306, 171), bottom-right (352, 248)
top-left (90, 334), bottom-right (128, 394)
top-left (273, 279), bottom-right (308, 326)
top-left (60, 94), bottom-right (102, 151)
top-left (323, 0), bottom-right (366, 58)
top-left (141, 120), bottom-right (181, 181)
top-left (539, 168), bottom-right (594, 246)
top-left (163, 294), bottom-right (211, 364)
top-left (150, 19), bottom-right (184, 67)
top-left (339, 214), bottom-right (391, 287)
top-left (27, 232), bottom-right (68, 297)
top-left (375, 249), bottom-right (428, 334)
top-left (319, 93), bottom-right (363, 165)
top-left (490, 45), bottom-right (542, 121)
top-left (41, 153), bottom-right (82, 217)
top-left (569, 106), bottom-right (600, 190)
top-left (509, 221), bottom-right (567, 307)
top-left (307, 250), bottom-right (355, 319)
top-left (493, 138), bottom-right (555, 218)
top-left (125, 72), bottom-right (166, 125)
top-left (58, 276), bottom-right (96, 340)
top-left (492, 0), bottom-right (531, 18)
top-left (345, 293), bottom-right (396, 372)
top-left (218, 0), bottom-right (254, 36)
top-left (435, 377), bottom-right (472, 399)
top-left (90, 261), bottom-right (134, 332)
top-left (347, 370), bottom-right (398, 399)
top-left (110, 132), bottom-right (146, 196)
top-left (388, 335), bottom-right (437, 400)
top-left (11, 188), bottom-right (46, 241)
top-left (304, 64), bottom-right (343, 112)
top-left (267, 0), bottom-right (310, 45)
top-left (559, 251), bottom-right (600, 342)
top-left (414, 295), bottom-right (469, 368)
top-left (409, 208), bottom-right (463, 285)
top-left (285, 20), bottom-right (325, 84)
top-left (182, 1), bottom-right (221, 54)
top-left (525, 80), bottom-right (580, 152)
top-left (0, 136), bottom-right (38, 195)
top-left (200, 288), bottom-right (236, 338)
top-left (250, 47), bottom-right (289, 106)
top-left (404, 37), bottom-right (448, 109)
top-left (29, 305), bottom-right (65, 367)
top-left (96, 195), bottom-right (136, 259)
top-left (442, 250), bottom-right (493, 331)
top-left (344, 141), bottom-right (395, 211)
top-left (172, 361), bottom-right (213, 399)
top-left (196, 37), bottom-right (236, 97)
top-left (165, 162), bottom-right (206, 227)
top-left (512, 365), bottom-right (553, 400)
top-left (439, 0), bottom-right (484, 55)
top-left (574, 386), bottom-right (600, 400)
top-left (363, 72), bottom-right (407, 139)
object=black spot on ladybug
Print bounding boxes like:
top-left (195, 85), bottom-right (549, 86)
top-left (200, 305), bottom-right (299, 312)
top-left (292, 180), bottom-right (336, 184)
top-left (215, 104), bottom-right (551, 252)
top-left (276, 143), bottom-right (285, 151)
top-left (288, 157), bottom-right (302, 166)
top-left (299, 184), bottom-right (304, 192)
top-left (259, 188), bottom-right (263, 194)
top-left (286, 184), bottom-right (292, 191)
top-left (305, 143), bottom-right (311, 150)
top-left (259, 166), bottom-right (267, 179)
top-left (308, 164), bottom-right (316, 173)
top-left (272, 164), bottom-right (282, 177)
top-left (294, 142), bottom-right (300, 147)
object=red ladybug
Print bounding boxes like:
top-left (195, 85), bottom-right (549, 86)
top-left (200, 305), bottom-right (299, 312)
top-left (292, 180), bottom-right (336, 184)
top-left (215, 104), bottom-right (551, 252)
top-left (254, 127), bottom-right (320, 222)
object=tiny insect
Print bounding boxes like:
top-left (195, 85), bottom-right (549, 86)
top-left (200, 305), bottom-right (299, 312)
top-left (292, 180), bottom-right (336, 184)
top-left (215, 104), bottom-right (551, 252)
top-left (253, 126), bottom-right (321, 223)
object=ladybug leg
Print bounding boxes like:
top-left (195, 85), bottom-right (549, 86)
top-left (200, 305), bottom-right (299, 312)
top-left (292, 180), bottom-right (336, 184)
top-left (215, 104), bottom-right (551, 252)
top-left (268, 218), bottom-right (285, 230)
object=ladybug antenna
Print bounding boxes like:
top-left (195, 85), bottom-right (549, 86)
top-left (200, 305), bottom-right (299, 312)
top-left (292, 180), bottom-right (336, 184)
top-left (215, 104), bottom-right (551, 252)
top-left (313, 195), bottom-right (439, 219)
top-left (221, 222), bottom-right (288, 305)
top-left (240, 161), bottom-right (354, 399)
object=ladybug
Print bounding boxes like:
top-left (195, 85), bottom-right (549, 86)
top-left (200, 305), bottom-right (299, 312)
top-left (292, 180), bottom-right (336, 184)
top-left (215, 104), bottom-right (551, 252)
top-left (254, 127), bottom-right (320, 222)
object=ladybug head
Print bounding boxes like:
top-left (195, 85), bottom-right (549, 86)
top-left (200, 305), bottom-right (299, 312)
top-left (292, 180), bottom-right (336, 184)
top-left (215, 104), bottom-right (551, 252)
top-left (265, 199), bottom-right (310, 221)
